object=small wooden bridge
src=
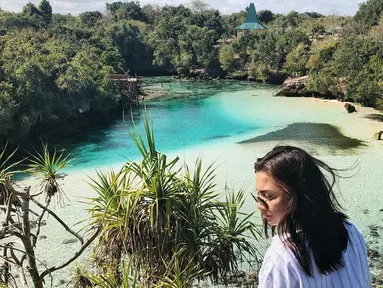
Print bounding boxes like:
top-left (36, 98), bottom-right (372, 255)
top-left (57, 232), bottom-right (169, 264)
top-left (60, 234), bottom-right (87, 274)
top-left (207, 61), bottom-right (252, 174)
top-left (109, 74), bottom-right (140, 105)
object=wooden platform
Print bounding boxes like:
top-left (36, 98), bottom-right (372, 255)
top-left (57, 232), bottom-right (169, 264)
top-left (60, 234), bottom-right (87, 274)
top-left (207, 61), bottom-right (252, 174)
top-left (109, 75), bottom-right (138, 82)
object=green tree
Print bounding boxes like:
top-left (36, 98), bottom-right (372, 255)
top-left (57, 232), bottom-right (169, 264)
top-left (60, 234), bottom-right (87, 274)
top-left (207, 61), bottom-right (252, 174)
top-left (369, 15), bottom-right (383, 42)
top-left (222, 10), bottom-right (246, 36)
top-left (258, 10), bottom-right (273, 24)
top-left (286, 10), bottom-right (301, 27)
top-left (0, 27), bottom-right (122, 143)
top-left (148, 5), bottom-right (193, 73)
top-left (307, 68), bottom-right (339, 97)
top-left (308, 21), bottom-right (326, 37)
top-left (355, 0), bottom-right (383, 28)
top-left (106, 1), bottom-right (124, 15)
top-left (181, 25), bottom-right (220, 72)
top-left (142, 4), bottom-right (161, 24)
top-left (22, 2), bottom-right (40, 17)
top-left (106, 1), bottom-right (146, 21)
top-left (306, 40), bottom-right (337, 71)
top-left (38, 0), bottom-right (52, 24)
top-left (252, 31), bottom-right (285, 70)
top-left (219, 45), bottom-right (235, 71)
top-left (302, 12), bottom-right (324, 19)
top-left (191, 9), bottom-right (224, 38)
top-left (279, 29), bottom-right (309, 54)
top-left (332, 37), bottom-right (380, 78)
top-left (188, 0), bottom-right (209, 12)
top-left (79, 11), bottom-right (102, 26)
top-left (340, 18), bottom-right (365, 38)
top-left (347, 54), bottom-right (383, 106)
top-left (283, 43), bottom-right (309, 77)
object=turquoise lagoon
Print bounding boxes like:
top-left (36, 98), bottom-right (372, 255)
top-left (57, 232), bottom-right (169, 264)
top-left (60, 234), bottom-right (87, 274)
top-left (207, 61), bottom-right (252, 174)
top-left (62, 79), bottom-right (275, 169)
top-left (60, 77), bottom-right (364, 170)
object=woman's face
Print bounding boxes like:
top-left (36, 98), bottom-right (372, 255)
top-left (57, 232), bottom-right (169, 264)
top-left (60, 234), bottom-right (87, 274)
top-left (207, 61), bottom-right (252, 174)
top-left (255, 171), bottom-right (291, 227)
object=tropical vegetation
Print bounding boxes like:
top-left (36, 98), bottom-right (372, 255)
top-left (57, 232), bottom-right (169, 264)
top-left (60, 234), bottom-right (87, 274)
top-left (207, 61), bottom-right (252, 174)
top-left (1, 0), bottom-right (383, 148)
top-left (81, 115), bottom-right (261, 287)
top-left (0, 116), bottom-right (262, 287)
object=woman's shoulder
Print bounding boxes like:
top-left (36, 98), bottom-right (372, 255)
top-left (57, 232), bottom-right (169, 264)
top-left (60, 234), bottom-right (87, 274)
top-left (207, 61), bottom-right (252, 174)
top-left (264, 234), bottom-right (298, 265)
top-left (343, 220), bottom-right (368, 250)
top-left (259, 235), bottom-right (301, 287)
top-left (344, 220), bottom-right (366, 240)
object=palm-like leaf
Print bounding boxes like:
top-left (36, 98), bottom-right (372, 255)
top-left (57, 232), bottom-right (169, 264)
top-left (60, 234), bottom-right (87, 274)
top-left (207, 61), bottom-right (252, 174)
top-left (26, 143), bottom-right (72, 205)
top-left (87, 168), bottom-right (136, 268)
top-left (156, 252), bottom-right (207, 288)
top-left (83, 260), bottom-right (140, 288)
top-left (0, 143), bottom-right (22, 208)
top-left (205, 188), bottom-right (261, 283)
top-left (71, 265), bottom-right (92, 288)
top-left (0, 143), bottom-right (20, 184)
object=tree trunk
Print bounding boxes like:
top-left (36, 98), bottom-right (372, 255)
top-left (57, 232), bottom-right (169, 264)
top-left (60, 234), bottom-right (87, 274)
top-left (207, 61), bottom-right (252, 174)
top-left (21, 192), bottom-right (43, 288)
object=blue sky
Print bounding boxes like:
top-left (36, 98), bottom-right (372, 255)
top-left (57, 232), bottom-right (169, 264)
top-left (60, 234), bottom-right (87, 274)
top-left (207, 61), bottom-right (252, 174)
top-left (0, 0), bottom-right (365, 16)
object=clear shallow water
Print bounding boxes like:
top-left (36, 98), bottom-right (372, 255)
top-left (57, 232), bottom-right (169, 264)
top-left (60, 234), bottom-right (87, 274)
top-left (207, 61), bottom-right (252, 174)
top-left (61, 79), bottom-right (276, 170)
top-left (59, 77), bottom-right (365, 171)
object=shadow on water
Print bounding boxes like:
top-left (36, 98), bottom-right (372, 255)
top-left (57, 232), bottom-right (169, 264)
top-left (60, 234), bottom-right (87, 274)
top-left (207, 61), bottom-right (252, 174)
top-left (204, 134), bottom-right (230, 141)
top-left (239, 123), bottom-right (366, 151)
top-left (364, 113), bottom-right (383, 122)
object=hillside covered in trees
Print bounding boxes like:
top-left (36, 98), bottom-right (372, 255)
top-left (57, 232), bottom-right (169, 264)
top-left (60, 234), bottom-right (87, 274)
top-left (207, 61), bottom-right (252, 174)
top-left (1, 0), bottom-right (383, 147)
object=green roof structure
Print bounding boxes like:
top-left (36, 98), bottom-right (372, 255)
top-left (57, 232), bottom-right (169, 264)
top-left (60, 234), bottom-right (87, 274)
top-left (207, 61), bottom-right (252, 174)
top-left (235, 3), bottom-right (266, 31)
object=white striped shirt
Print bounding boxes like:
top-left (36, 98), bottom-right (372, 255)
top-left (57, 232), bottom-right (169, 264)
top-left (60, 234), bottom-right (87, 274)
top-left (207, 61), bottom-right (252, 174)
top-left (258, 222), bottom-right (371, 288)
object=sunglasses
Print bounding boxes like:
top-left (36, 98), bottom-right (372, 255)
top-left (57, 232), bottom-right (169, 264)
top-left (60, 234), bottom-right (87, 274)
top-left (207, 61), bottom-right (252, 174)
top-left (250, 192), bottom-right (270, 209)
top-left (250, 191), bottom-right (286, 210)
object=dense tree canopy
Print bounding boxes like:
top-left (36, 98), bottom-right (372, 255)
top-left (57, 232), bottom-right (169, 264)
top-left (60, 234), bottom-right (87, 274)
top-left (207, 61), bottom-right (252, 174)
top-left (355, 0), bottom-right (383, 28)
top-left (79, 11), bottom-right (102, 26)
top-left (258, 10), bottom-right (273, 24)
top-left (38, 0), bottom-right (52, 24)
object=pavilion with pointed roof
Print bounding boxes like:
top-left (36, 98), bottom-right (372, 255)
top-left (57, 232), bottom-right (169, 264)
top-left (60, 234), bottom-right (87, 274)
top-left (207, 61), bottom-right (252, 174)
top-left (235, 3), bottom-right (266, 35)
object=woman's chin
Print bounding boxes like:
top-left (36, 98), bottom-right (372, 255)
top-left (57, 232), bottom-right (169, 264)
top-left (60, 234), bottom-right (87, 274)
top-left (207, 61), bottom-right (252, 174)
top-left (264, 216), bottom-right (278, 226)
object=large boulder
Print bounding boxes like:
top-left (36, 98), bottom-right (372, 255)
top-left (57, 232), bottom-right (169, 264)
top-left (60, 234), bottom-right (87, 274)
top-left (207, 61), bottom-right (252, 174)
top-left (275, 76), bottom-right (310, 97)
top-left (344, 103), bottom-right (357, 113)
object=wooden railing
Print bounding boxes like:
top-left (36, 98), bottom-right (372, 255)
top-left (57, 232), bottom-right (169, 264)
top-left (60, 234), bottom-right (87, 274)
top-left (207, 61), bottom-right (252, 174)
top-left (109, 75), bottom-right (138, 82)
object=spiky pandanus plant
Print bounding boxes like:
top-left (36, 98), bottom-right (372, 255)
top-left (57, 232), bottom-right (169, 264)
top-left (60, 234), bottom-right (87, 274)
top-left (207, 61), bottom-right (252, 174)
top-left (26, 143), bottom-right (71, 205)
top-left (72, 266), bottom-right (93, 288)
top-left (87, 115), bottom-right (262, 286)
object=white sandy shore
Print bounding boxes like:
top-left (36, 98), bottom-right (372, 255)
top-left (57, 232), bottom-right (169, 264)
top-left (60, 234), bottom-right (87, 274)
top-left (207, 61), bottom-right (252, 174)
top-left (19, 95), bottom-right (383, 285)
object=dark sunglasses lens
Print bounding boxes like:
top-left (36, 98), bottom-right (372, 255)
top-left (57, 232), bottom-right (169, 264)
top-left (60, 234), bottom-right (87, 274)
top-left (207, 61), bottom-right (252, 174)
top-left (251, 193), bottom-right (268, 209)
top-left (258, 197), bottom-right (268, 209)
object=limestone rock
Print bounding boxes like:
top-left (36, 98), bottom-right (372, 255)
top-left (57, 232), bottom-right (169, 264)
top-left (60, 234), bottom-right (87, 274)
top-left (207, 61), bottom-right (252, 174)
top-left (275, 76), bottom-right (310, 97)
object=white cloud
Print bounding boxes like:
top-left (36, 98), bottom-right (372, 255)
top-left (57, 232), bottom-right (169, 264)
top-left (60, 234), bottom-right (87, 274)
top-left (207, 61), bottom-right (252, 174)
top-left (0, 0), bottom-right (365, 16)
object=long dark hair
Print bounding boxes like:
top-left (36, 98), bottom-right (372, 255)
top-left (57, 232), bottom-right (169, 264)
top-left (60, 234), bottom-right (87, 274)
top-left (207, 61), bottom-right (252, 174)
top-left (255, 145), bottom-right (349, 276)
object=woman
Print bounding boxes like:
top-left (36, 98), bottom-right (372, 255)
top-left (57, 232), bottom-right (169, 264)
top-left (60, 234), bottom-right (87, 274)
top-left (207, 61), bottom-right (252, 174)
top-left (254, 146), bottom-right (371, 287)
